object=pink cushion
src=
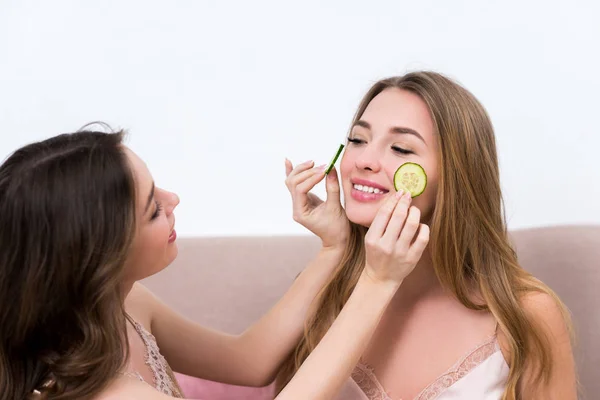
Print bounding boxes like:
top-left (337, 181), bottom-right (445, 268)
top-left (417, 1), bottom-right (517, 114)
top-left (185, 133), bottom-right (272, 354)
top-left (175, 373), bottom-right (274, 400)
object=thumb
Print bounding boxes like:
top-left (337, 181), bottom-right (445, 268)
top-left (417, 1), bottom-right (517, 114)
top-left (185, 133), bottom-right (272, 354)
top-left (325, 166), bottom-right (342, 206)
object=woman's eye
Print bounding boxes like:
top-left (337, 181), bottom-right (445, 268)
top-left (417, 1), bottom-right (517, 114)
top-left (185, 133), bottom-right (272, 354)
top-left (347, 137), bottom-right (365, 145)
top-left (392, 145), bottom-right (413, 155)
top-left (151, 200), bottom-right (163, 220)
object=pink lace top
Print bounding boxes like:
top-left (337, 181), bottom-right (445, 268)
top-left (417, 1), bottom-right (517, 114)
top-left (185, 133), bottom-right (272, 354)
top-left (349, 334), bottom-right (508, 400)
top-left (124, 314), bottom-right (185, 398)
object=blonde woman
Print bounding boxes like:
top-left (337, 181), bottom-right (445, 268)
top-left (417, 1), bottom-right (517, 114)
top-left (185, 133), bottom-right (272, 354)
top-left (277, 71), bottom-right (577, 400)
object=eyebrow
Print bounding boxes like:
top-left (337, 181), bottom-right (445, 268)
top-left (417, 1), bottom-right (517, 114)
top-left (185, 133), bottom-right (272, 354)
top-left (144, 182), bottom-right (155, 214)
top-left (354, 120), bottom-right (426, 143)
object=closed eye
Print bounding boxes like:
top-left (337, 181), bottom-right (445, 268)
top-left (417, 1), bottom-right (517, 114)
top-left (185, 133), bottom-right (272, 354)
top-left (151, 200), bottom-right (162, 220)
top-left (392, 145), bottom-right (413, 155)
top-left (347, 137), bottom-right (365, 145)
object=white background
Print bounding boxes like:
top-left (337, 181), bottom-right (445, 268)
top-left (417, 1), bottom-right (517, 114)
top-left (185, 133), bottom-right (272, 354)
top-left (1, 0), bottom-right (599, 236)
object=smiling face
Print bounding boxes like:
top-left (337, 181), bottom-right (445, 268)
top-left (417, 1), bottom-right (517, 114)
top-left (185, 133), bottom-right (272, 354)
top-left (340, 88), bottom-right (439, 227)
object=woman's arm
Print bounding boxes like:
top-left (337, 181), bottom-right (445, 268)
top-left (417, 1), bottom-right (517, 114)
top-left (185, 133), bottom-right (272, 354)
top-left (145, 161), bottom-right (351, 386)
top-left (145, 245), bottom-right (344, 386)
top-left (125, 271), bottom-right (410, 400)
top-left (275, 272), bottom-right (397, 399)
top-left (279, 191), bottom-right (428, 399)
top-left (517, 292), bottom-right (577, 399)
top-left (129, 191), bottom-right (427, 400)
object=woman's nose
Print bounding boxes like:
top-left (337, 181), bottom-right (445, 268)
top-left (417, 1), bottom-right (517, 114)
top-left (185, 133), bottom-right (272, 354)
top-left (355, 145), bottom-right (382, 172)
top-left (164, 190), bottom-right (180, 214)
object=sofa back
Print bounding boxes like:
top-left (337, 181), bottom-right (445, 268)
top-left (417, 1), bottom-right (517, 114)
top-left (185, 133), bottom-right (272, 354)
top-left (143, 225), bottom-right (600, 397)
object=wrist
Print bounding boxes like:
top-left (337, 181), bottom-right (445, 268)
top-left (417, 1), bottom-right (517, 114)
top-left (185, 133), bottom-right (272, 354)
top-left (358, 268), bottom-right (402, 296)
top-left (320, 243), bottom-right (346, 258)
top-left (320, 220), bottom-right (350, 250)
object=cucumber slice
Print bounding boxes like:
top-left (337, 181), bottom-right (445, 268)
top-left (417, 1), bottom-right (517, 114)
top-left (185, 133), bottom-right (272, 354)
top-left (325, 144), bottom-right (345, 175)
top-left (393, 162), bottom-right (427, 197)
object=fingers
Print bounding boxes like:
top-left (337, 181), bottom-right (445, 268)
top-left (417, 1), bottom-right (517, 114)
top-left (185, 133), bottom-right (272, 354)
top-left (285, 159), bottom-right (342, 219)
top-left (285, 158), bottom-right (294, 177)
top-left (395, 205), bottom-right (421, 252)
top-left (285, 159), bottom-right (325, 221)
top-left (296, 168), bottom-right (326, 195)
top-left (381, 192), bottom-right (412, 244)
top-left (366, 191), bottom-right (403, 239)
top-left (407, 223), bottom-right (430, 261)
top-left (325, 166), bottom-right (341, 206)
top-left (285, 159), bottom-right (314, 182)
top-left (285, 158), bottom-right (329, 194)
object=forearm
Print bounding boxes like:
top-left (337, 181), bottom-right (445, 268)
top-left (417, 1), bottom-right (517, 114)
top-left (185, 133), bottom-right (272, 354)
top-left (276, 273), bottom-right (398, 400)
top-left (235, 245), bottom-right (344, 384)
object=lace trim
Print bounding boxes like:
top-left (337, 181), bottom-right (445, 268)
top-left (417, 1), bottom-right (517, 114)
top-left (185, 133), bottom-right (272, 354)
top-left (121, 370), bottom-right (144, 381)
top-left (415, 335), bottom-right (499, 399)
top-left (354, 335), bottom-right (500, 400)
top-left (352, 362), bottom-right (393, 400)
top-left (125, 314), bottom-right (185, 398)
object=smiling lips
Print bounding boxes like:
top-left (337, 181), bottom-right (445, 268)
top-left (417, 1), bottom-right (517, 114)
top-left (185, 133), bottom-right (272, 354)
top-left (350, 179), bottom-right (390, 202)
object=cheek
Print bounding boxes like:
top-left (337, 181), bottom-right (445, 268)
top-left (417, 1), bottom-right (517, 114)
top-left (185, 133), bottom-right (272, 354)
top-left (150, 219), bottom-right (171, 245)
top-left (413, 164), bottom-right (439, 219)
top-left (125, 223), bottom-right (171, 280)
top-left (136, 222), bottom-right (170, 257)
top-left (339, 151), bottom-right (353, 176)
top-left (339, 152), bottom-right (354, 189)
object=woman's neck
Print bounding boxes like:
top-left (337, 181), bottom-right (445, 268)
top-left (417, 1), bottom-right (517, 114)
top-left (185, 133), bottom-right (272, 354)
top-left (122, 280), bottom-right (135, 300)
top-left (393, 249), bottom-right (442, 304)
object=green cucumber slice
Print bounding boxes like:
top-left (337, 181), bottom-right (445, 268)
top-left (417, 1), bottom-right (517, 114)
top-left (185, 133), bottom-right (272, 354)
top-left (325, 144), bottom-right (345, 175)
top-left (393, 162), bottom-right (427, 197)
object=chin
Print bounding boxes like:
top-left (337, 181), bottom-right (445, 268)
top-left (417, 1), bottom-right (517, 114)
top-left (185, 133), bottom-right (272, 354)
top-left (146, 246), bottom-right (180, 279)
top-left (345, 208), bottom-right (375, 228)
top-left (161, 244), bottom-right (179, 269)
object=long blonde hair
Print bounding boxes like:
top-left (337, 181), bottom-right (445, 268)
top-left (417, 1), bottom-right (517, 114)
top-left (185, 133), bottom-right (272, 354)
top-left (276, 71), bottom-right (572, 399)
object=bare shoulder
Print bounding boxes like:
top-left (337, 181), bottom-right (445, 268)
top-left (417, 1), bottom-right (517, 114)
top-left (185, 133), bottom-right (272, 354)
top-left (94, 377), bottom-right (176, 400)
top-left (497, 290), bottom-right (572, 361)
top-left (521, 291), bottom-right (571, 340)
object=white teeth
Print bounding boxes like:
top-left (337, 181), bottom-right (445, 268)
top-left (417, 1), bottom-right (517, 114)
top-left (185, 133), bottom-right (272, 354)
top-left (353, 184), bottom-right (385, 194)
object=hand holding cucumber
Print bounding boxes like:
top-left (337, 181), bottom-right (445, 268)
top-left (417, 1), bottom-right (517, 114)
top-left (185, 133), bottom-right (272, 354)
top-left (284, 152), bottom-right (349, 249)
top-left (363, 190), bottom-right (430, 288)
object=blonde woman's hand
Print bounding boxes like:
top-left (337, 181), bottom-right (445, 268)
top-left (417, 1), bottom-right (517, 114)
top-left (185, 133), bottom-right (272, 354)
top-left (285, 159), bottom-right (350, 249)
top-left (363, 191), bottom-right (430, 288)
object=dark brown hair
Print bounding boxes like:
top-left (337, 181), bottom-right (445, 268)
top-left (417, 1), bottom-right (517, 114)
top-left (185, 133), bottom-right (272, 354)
top-left (0, 127), bottom-right (137, 399)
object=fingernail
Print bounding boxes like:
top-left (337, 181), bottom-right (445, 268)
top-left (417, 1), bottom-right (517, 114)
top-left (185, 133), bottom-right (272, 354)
top-left (403, 192), bottom-right (412, 201)
top-left (317, 164), bottom-right (327, 170)
top-left (304, 160), bottom-right (314, 165)
top-left (395, 190), bottom-right (404, 199)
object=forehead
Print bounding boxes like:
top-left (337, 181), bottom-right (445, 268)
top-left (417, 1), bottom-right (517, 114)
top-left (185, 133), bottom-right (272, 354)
top-left (360, 88), bottom-right (434, 144)
top-left (123, 146), bottom-right (153, 211)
